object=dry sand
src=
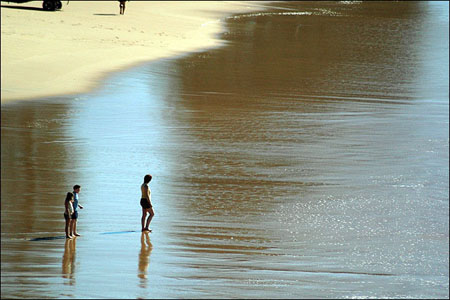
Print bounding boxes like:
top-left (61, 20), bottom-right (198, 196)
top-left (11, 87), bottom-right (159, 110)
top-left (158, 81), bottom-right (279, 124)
top-left (1, 1), bottom-right (268, 104)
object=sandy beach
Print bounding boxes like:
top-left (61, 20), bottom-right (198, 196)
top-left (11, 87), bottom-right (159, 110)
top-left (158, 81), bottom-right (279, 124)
top-left (1, 1), bottom-right (267, 103)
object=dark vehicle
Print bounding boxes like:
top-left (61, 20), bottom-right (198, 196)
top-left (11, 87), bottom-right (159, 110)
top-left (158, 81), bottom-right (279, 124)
top-left (43, 0), bottom-right (62, 11)
top-left (2, 0), bottom-right (65, 11)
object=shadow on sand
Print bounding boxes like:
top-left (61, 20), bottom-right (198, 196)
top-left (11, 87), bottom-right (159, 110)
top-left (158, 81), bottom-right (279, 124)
top-left (93, 13), bottom-right (118, 16)
top-left (0, 4), bottom-right (49, 11)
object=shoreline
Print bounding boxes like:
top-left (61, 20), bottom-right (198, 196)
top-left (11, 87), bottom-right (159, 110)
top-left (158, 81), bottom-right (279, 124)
top-left (1, 1), bottom-right (269, 104)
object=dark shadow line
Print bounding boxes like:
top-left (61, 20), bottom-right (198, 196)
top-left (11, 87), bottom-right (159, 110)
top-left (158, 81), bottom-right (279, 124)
top-left (30, 236), bottom-right (66, 241)
top-left (1, 4), bottom-right (46, 11)
top-left (93, 13), bottom-right (118, 16)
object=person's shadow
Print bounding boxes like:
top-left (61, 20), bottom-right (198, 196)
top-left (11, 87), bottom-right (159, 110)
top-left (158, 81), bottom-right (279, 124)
top-left (62, 237), bottom-right (77, 285)
top-left (137, 232), bottom-right (153, 288)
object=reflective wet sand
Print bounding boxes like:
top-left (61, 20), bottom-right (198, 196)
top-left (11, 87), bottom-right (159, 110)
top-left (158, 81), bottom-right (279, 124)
top-left (1, 2), bottom-right (448, 298)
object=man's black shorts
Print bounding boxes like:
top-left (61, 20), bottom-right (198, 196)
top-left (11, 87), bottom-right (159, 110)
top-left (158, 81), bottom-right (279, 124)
top-left (140, 198), bottom-right (152, 209)
top-left (71, 211), bottom-right (78, 219)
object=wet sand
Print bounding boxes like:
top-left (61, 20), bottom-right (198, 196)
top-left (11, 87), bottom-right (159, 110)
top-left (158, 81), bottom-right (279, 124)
top-left (1, 1), bottom-right (449, 299)
top-left (1, 1), bottom-right (269, 103)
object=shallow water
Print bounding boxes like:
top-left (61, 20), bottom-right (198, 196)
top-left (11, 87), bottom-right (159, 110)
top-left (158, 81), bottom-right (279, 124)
top-left (1, 1), bottom-right (448, 298)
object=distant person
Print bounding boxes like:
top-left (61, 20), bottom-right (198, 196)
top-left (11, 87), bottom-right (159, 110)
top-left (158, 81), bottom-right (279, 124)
top-left (140, 174), bottom-right (154, 232)
top-left (119, 0), bottom-right (128, 15)
top-left (64, 192), bottom-right (75, 239)
top-left (71, 185), bottom-right (84, 237)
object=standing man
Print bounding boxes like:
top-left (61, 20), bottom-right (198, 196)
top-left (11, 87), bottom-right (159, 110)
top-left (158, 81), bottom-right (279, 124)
top-left (140, 174), bottom-right (154, 232)
top-left (71, 185), bottom-right (84, 237)
top-left (119, 0), bottom-right (127, 15)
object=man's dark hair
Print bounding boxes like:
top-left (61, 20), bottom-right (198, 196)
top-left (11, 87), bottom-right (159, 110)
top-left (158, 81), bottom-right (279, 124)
top-left (144, 174), bottom-right (152, 183)
top-left (73, 184), bottom-right (81, 190)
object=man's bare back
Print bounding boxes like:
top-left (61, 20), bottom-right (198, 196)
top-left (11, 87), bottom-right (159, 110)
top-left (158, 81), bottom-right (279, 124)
top-left (141, 183), bottom-right (151, 206)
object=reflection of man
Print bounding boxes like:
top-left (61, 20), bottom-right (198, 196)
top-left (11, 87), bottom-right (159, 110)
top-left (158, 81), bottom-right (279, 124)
top-left (62, 237), bottom-right (77, 285)
top-left (138, 232), bottom-right (153, 288)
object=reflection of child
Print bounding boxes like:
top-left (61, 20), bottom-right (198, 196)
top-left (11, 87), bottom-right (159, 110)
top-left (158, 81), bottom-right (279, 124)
top-left (62, 237), bottom-right (76, 282)
top-left (64, 192), bottom-right (75, 239)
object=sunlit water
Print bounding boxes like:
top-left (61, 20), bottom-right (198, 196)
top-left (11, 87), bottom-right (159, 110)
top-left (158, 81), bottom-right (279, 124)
top-left (1, 2), bottom-right (448, 298)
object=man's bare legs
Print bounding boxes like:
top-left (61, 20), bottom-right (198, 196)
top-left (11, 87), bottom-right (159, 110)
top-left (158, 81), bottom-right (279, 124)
top-left (141, 207), bottom-right (154, 232)
top-left (145, 207), bottom-right (154, 231)
top-left (141, 208), bottom-right (147, 231)
top-left (71, 220), bottom-right (81, 237)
